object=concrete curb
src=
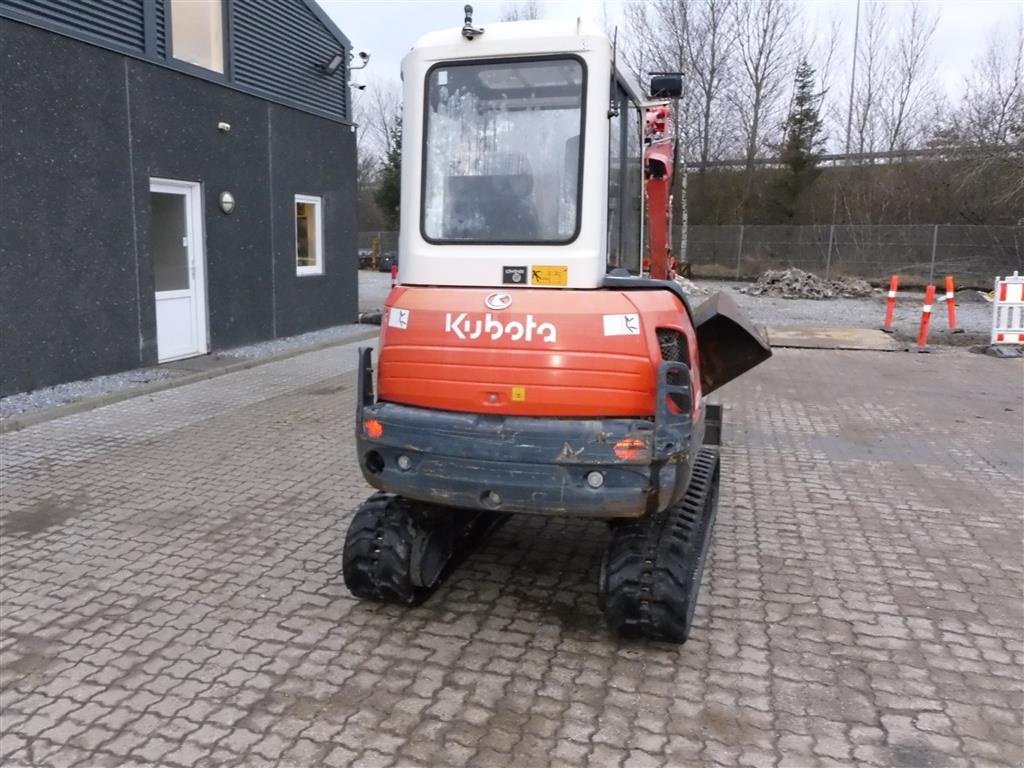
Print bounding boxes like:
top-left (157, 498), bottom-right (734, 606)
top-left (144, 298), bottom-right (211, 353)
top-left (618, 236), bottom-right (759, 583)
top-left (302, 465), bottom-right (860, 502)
top-left (1, 328), bottom-right (380, 433)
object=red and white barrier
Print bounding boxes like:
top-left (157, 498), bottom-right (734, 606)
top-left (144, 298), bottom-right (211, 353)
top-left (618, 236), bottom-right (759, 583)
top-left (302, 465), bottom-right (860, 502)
top-left (917, 284), bottom-right (935, 352)
top-left (943, 275), bottom-right (963, 333)
top-left (881, 275), bottom-right (899, 332)
top-left (390, 263), bottom-right (398, 289)
top-left (991, 272), bottom-right (1024, 344)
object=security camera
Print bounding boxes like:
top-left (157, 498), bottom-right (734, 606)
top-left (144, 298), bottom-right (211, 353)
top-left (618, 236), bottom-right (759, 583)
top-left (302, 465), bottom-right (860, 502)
top-left (350, 49), bottom-right (371, 71)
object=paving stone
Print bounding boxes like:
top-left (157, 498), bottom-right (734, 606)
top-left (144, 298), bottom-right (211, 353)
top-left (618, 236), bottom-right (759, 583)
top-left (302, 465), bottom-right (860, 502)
top-left (1, 342), bottom-right (1021, 768)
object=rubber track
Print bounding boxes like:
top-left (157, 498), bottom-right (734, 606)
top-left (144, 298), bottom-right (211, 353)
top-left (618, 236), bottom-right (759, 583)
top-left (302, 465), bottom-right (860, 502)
top-left (342, 492), bottom-right (506, 606)
top-left (600, 447), bottom-right (720, 643)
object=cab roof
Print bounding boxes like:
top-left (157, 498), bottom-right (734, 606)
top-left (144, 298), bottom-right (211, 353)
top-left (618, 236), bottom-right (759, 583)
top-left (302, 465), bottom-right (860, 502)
top-left (403, 17), bottom-right (647, 104)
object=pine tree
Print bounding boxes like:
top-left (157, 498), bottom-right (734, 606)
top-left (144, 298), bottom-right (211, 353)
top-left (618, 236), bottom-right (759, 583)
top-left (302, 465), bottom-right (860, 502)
top-left (374, 117), bottom-right (402, 230)
top-left (774, 59), bottom-right (824, 219)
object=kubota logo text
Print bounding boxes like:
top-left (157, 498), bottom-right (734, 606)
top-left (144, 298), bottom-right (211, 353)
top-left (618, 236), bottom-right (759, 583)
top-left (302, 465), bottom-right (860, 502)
top-left (444, 313), bottom-right (557, 343)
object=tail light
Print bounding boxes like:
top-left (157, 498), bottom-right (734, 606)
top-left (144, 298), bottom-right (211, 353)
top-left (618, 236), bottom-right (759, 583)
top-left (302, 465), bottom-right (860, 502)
top-left (614, 437), bottom-right (648, 460)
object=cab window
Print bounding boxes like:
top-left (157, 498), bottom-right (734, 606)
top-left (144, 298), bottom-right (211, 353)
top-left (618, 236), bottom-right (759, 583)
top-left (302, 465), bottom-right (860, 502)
top-left (607, 84), bottom-right (643, 273)
top-left (422, 57), bottom-right (586, 244)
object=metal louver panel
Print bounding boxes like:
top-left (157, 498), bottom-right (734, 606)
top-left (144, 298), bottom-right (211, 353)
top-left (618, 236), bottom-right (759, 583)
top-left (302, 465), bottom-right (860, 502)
top-left (0, 0), bottom-right (145, 51)
top-left (231, 0), bottom-right (347, 121)
top-left (154, 0), bottom-right (165, 57)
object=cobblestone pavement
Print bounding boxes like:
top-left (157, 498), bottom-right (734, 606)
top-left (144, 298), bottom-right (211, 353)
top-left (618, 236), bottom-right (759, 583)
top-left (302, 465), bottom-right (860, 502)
top-left (2, 340), bottom-right (1022, 768)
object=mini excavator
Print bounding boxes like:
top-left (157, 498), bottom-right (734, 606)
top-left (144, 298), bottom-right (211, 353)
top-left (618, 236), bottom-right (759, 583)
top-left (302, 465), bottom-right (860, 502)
top-left (343, 8), bottom-right (770, 642)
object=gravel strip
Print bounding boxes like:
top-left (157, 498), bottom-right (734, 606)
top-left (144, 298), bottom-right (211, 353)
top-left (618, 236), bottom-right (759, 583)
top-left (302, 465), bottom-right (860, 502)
top-left (1, 367), bottom-right (190, 418)
top-left (217, 323), bottom-right (371, 359)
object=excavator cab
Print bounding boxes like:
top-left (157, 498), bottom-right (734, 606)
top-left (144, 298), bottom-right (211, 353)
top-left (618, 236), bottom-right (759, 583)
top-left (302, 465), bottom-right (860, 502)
top-left (343, 10), bottom-right (770, 642)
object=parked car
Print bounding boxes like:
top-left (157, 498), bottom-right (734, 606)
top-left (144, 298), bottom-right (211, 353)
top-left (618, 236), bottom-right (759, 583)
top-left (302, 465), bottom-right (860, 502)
top-left (377, 253), bottom-right (398, 272)
top-left (358, 248), bottom-right (373, 269)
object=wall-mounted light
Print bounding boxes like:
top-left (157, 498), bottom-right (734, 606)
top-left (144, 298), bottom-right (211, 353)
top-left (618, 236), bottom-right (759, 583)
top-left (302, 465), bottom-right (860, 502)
top-left (323, 53), bottom-right (344, 75)
top-left (219, 191), bottom-right (235, 214)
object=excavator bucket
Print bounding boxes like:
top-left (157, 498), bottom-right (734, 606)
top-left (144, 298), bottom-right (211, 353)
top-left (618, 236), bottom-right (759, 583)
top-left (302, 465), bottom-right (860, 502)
top-left (693, 291), bottom-right (772, 395)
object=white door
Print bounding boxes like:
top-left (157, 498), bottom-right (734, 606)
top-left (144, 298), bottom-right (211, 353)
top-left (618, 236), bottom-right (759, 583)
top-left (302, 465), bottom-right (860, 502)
top-left (150, 179), bottom-right (208, 362)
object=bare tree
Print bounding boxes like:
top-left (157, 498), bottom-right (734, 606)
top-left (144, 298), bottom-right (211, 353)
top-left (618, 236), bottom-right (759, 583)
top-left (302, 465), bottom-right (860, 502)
top-left (806, 12), bottom-right (842, 152)
top-left (942, 13), bottom-right (1024, 211)
top-left (351, 93), bottom-right (379, 188)
top-left (351, 75), bottom-right (402, 226)
top-left (727, 0), bottom-right (796, 219)
top-left (354, 76), bottom-right (402, 160)
top-left (619, 2), bottom-right (653, 82)
top-left (881, 2), bottom-right (939, 152)
top-left (953, 13), bottom-right (1024, 146)
top-left (499, 1), bottom-right (540, 22)
top-left (609, 3), bottom-right (701, 243)
top-left (731, 0), bottom-right (796, 170)
top-left (620, 1), bottom-right (695, 232)
top-left (851, 1), bottom-right (888, 155)
top-left (687, 0), bottom-right (737, 171)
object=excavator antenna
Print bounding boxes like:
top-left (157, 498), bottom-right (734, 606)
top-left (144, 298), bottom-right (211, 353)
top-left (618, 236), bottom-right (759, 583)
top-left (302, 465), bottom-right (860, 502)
top-left (609, 28), bottom-right (620, 117)
top-left (462, 4), bottom-right (484, 40)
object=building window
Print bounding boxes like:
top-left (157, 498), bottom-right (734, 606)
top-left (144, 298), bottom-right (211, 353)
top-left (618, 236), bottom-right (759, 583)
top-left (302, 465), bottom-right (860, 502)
top-left (170, 0), bottom-right (225, 74)
top-left (295, 195), bottom-right (324, 275)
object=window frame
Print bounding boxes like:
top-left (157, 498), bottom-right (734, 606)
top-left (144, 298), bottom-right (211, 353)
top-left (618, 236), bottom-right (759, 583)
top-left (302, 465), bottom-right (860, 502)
top-left (607, 81), bottom-right (644, 274)
top-left (419, 54), bottom-right (589, 246)
top-left (167, 0), bottom-right (227, 76)
top-left (294, 194), bottom-right (325, 276)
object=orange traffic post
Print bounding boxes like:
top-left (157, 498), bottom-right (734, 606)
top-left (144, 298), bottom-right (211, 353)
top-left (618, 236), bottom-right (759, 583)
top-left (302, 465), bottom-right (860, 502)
top-left (916, 284), bottom-right (936, 353)
top-left (944, 275), bottom-right (964, 333)
top-left (881, 274), bottom-right (899, 332)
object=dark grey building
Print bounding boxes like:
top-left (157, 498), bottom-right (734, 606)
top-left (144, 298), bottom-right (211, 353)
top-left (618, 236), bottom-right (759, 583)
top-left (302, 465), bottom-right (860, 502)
top-left (1, 0), bottom-right (358, 396)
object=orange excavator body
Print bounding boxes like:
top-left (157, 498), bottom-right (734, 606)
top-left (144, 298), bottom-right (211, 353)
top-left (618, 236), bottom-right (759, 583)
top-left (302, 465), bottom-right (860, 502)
top-left (378, 285), bottom-right (702, 419)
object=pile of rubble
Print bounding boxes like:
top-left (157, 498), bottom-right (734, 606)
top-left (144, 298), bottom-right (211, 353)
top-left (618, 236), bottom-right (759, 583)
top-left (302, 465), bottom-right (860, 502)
top-left (833, 276), bottom-right (874, 297)
top-left (741, 268), bottom-right (874, 300)
top-left (673, 275), bottom-right (710, 296)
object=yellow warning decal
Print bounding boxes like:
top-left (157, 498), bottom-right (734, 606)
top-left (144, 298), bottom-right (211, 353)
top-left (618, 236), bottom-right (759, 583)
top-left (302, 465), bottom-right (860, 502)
top-left (511, 387), bottom-right (527, 402)
top-left (530, 265), bottom-right (568, 286)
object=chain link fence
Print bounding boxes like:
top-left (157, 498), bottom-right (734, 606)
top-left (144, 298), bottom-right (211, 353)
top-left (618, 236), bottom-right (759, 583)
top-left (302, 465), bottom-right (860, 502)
top-left (684, 225), bottom-right (1023, 288)
top-left (358, 226), bottom-right (1023, 289)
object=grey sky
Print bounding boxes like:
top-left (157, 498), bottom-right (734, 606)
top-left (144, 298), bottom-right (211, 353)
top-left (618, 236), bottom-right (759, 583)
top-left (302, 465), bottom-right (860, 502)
top-left (320, 0), bottom-right (1022, 102)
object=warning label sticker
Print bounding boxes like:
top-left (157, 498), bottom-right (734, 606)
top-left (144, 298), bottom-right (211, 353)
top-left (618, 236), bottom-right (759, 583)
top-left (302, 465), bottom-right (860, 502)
top-left (530, 265), bottom-right (568, 286)
top-left (388, 307), bottom-right (410, 329)
top-left (603, 314), bottom-right (640, 336)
